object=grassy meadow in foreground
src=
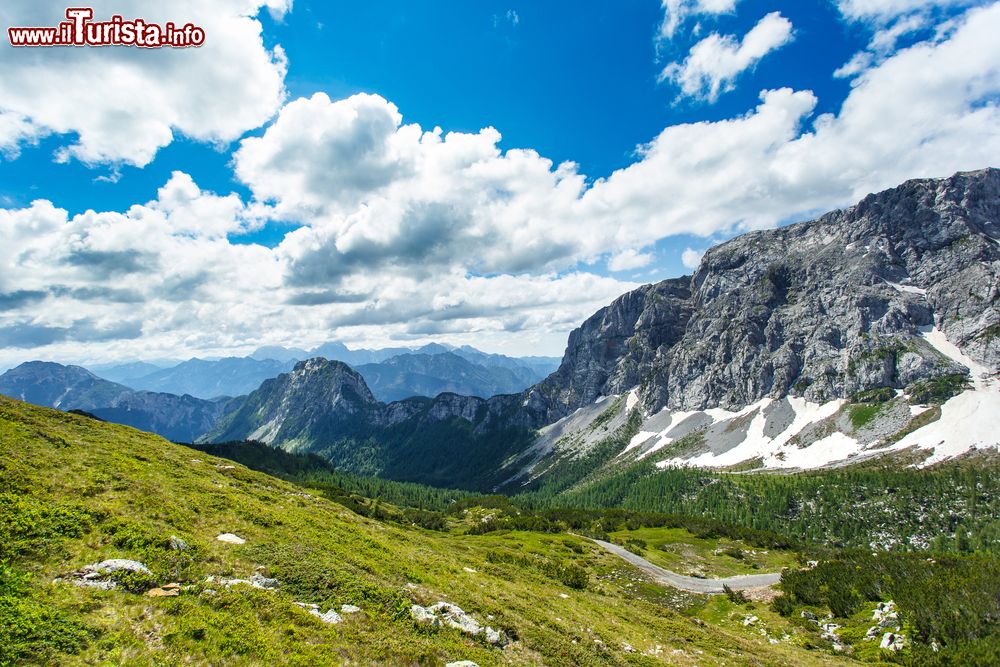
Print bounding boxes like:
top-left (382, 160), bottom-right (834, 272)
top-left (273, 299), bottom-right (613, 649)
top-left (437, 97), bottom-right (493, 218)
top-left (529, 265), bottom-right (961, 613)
top-left (1, 396), bottom-right (849, 666)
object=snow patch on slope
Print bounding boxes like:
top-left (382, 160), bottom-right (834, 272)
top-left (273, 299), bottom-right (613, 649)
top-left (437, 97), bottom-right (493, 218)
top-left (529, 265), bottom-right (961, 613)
top-left (632, 409), bottom-right (700, 459)
top-left (626, 430), bottom-right (659, 452)
top-left (647, 327), bottom-right (997, 471)
top-left (885, 281), bottom-right (927, 296)
top-left (653, 396), bottom-right (849, 470)
top-left (886, 327), bottom-right (999, 465)
top-left (518, 327), bottom-right (994, 486)
top-left (625, 388), bottom-right (639, 413)
top-left (772, 432), bottom-right (863, 469)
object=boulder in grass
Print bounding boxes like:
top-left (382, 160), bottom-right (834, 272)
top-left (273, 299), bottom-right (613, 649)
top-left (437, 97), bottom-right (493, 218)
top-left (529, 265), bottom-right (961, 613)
top-left (484, 627), bottom-right (507, 647)
top-left (310, 608), bottom-right (342, 624)
top-left (147, 587), bottom-right (180, 597)
top-left (430, 602), bottom-right (483, 635)
top-left (411, 602), bottom-right (508, 646)
top-left (880, 632), bottom-right (906, 651)
top-left (250, 573), bottom-right (279, 590)
top-left (62, 559), bottom-right (152, 591)
top-left (410, 604), bottom-right (441, 628)
top-left (88, 559), bottom-right (151, 575)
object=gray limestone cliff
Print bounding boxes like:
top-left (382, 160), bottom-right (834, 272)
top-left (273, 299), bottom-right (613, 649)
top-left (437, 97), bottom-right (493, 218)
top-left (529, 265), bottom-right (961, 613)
top-left (528, 168), bottom-right (999, 416)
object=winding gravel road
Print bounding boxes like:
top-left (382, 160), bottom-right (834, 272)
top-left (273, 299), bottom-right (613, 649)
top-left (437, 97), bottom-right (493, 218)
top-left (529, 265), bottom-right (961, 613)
top-left (592, 539), bottom-right (783, 594)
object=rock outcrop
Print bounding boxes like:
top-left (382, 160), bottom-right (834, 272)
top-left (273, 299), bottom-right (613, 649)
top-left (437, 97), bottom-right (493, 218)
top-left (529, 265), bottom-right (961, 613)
top-left (60, 559), bottom-right (152, 590)
top-left (410, 602), bottom-right (508, 646)
top-left (530, 169), bottom-right (999, 416)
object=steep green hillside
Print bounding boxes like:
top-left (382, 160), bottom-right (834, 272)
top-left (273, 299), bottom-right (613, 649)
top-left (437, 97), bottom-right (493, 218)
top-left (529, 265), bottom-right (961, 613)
top-left (0, 396), bottom-right (848, 666)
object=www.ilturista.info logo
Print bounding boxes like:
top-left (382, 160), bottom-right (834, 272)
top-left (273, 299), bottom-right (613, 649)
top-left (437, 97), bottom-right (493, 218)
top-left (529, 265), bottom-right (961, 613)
top-left (7, 8), bottom-right (205, 48)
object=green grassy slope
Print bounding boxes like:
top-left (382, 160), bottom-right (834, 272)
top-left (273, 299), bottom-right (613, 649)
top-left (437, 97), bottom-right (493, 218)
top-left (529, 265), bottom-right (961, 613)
top-left (0, 396), bottom-right (851, 666)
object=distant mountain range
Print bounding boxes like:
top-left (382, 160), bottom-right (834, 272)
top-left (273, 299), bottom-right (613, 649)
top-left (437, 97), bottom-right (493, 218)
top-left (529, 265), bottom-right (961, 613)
top-left (202, 358), bottom-right (535, 488)
top-left (98, 357), bottom-right (297, 399)
top-left (0, 343), bottom-right (559, 444)
top-left (357, 352), bottom-right (538, 401)
top-left (89, 343), bottom-right (559, 402)
top-left (0, 361), bottom-right (233, 442)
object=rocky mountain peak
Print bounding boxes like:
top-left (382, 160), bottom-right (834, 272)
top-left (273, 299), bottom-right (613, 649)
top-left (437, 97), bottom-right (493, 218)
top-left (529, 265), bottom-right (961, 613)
top-left (286, 357), bottom-right (377, 404)
top-left (204, 357), bottom-right (380, 446)
top-left (533, 168), bottom-right (999, 418)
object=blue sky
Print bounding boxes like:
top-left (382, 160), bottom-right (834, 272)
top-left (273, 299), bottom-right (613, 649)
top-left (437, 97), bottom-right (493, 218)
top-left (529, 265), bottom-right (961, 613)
top-left (0, 0), bottom-right (997, 364)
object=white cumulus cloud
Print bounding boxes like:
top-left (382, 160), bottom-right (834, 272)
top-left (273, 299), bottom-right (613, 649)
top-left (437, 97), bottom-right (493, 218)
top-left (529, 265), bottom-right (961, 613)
top-left (836, 0), bottom-right (980, 22)
top-left (681, 248), bottom-right (705, 270)
top-left (589, 2), bottom-right (1000, 249)
top-left (608, 249), bottom-right (655, 272)
top-left (660, 12), bottom-right (794, 102)
top-left (658, 0), bottom-right (741, 41)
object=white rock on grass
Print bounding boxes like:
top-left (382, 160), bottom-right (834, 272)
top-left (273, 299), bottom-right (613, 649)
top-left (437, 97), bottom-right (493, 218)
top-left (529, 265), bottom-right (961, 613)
top-left (208, 574), bottom-right (279, 591)
top-left (431, 602), bottom-right (483, 635)
top-left (250, 573), bottom-right (279, 590)
top-left (445, 662), bottom-right (479, 667)
top-left (88, 559), bottom-right (151, 574)
top-left (310, 608), bottom-right (343, 624)
top-left (216, 533), bottom-right (246, 544)
top-left (411, 602), bottom-right (508, 646)
top-left (485, 627), bottom-right (505, 646)
top-left (70, 578), bottom-right (117, 590)
top-left (872, 600), bottom-right (900, 630)
top-left (62, 559), bottom-right (151, 590)
top-left (340, 604), bottom-right (361, 614)
top-left (880, 632), bottom-right (906, 651)
top-left (410, 604), bottom-right (441, 628)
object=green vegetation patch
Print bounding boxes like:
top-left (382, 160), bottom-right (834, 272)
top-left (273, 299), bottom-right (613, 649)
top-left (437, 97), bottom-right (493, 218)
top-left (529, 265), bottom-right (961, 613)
top-left (848, 402), bottom-right (883, 429)
top-left (771, 551), bottom-right (1000, 662)
top-left (605, 525), bottom-right (799, 578)
top-left (0, 562), bottom-right (92, 665)
top-left (0, 493), bottom-right (94, 560)
top-left (485, 549), bottom-right (588, 589)
top-left (906, 373), bottom-right (971, 405)
top-left (851, 387), bottom-right (896, 404)
top-left (2, 395), bottom-right (860, 666)
top-left (527, 459), bottom-right (1000, 555)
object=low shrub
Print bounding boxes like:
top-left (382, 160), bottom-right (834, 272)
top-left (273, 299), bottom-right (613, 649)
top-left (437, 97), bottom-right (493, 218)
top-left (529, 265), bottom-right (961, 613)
top-left (907, 374), bottom-right (970, 405)
top-left (722, 584), bottom-right (749, 605)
